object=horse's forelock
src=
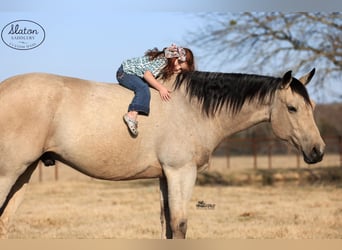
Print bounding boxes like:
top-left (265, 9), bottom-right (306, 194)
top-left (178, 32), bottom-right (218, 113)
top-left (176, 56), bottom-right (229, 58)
top-left (289, 78), bottom-right (312, 107)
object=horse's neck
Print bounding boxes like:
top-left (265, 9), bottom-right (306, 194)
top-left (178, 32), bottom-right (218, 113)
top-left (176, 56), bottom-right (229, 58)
top-left (215, 101), bottom-right (271, 138)
top-left (166, 77), bottom-right (271, 150)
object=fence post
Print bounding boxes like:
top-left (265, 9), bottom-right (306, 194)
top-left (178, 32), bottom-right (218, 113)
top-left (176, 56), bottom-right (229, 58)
top-left (55, 164), bottom-right (59, 181)
top-left (268, 139), bottom-right (272, 169)
top-left (38, 163), bottom-right (42, 182)
top-left (252, 138), bottom-right (257, 169)
top-left (226, 141), bottom-right (230, 169)
top-left (296, 152), bottom-right (301, 168)
top-left (339, 136), bottom-right (342, 168)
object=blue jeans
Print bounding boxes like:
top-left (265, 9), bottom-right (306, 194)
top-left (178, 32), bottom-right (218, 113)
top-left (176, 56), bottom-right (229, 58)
top-left (116, 65), bottom-right (150, 115)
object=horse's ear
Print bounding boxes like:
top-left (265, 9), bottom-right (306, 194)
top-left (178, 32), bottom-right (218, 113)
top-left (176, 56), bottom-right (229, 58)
top-left (281, 71), bottom-right (292, 89)
top-left (299, 68), bottom-right (315, 86)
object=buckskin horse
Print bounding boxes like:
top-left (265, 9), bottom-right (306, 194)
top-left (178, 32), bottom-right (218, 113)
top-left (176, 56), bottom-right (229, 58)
top-left (0, 69), bottom-right (324, 238)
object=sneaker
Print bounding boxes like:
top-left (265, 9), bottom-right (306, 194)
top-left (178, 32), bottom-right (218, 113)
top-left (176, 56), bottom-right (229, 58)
top-left (123, 114), bottom-right (138, 136)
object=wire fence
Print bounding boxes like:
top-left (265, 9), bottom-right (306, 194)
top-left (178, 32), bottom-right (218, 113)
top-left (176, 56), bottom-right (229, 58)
top-left (214, 135), bottom-right (342, 169)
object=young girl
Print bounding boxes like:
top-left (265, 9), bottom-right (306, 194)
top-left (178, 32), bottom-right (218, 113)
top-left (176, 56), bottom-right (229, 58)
top-left (116, 44), bottom-right (195, 136)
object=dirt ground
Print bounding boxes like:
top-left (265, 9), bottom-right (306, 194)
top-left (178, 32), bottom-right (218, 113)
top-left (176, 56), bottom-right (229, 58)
top-left (8, 176), bottom-right (342, 239)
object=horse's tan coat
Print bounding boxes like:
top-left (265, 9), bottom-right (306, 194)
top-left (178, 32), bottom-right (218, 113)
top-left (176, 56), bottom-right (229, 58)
top-left (0, 70), bottom-right (325, 238)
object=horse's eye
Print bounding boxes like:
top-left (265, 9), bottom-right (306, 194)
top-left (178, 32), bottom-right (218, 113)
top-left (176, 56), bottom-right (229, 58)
top-left (287, 105), bottom-right (297, 113)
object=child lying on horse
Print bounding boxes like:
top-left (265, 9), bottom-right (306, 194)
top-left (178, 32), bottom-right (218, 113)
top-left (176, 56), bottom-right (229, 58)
top-left (116, 44), bottom-right (195, 136)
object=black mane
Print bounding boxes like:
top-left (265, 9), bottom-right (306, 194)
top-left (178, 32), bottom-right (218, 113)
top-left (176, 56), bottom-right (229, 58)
top-left (174, 71), bottom-right (311, 116)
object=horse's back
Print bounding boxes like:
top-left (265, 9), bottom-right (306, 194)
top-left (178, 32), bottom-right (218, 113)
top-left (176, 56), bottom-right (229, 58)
top-left (0, 72), bottom-right (132, 122)
top-left (0, 72), bottom-right (127, 99)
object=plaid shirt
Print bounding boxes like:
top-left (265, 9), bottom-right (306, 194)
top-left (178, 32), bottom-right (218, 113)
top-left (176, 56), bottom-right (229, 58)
top-left (122, 55), bottom-right (168, 78)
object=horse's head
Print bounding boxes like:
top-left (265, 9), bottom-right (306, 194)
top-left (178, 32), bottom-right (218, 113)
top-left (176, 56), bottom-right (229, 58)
top-left (270, 69), bottom-right (325, 164)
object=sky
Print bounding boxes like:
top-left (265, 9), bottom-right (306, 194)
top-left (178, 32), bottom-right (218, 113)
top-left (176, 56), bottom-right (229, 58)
top-left (0, 11), bottom-right (205, 82)
top-left (0, 0), bottom-right (341, 103)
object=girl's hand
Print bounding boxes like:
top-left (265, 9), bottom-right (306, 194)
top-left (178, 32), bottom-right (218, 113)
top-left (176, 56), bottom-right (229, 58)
top-left (159, 86), bottom-right (172, 101)
top-left (144, 71), bottom-right (172, 101)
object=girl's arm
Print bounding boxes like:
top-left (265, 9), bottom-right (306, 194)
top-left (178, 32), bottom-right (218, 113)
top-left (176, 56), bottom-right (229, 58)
top-left (143, 71), bottom-right (171, 101)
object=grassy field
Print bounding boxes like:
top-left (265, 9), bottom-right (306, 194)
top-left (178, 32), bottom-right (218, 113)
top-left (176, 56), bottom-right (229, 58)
top-left (8, 177), bottom-right (342, 239)
top-left (6, 153), bottom-right (342, 239)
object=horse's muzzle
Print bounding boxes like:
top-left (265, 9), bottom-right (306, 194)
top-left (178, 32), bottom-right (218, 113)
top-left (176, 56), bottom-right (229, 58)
top-left (303, 146), bottom-right (324, 164)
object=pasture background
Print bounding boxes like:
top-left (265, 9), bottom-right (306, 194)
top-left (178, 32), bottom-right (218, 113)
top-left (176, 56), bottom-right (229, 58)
top-left (8, 152), bottom-right (342, 239)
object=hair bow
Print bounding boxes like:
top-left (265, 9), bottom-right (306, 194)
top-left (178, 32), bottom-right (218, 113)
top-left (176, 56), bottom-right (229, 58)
top-left (164, 44), bottom-right (186, 61)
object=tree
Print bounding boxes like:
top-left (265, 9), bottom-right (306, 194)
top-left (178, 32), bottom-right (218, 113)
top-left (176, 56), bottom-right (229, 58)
top-left (187, 12), bottom-right (342, 102)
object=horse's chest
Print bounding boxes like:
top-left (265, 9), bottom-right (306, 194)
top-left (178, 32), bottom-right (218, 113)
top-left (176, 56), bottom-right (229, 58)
top-left (194, 149), bottom-right (211, 172)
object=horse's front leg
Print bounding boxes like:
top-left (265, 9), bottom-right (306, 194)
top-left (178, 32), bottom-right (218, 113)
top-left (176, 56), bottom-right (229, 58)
top-left (162, 163), bottom-right (197, 239)
top-left (159, 176), bottom-right (171, 239)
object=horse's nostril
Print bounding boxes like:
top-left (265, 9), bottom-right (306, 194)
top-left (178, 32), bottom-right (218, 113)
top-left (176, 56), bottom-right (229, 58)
top-left (312, 147), bottom-right (318, 156)
top-left (312, 146), bottom-right (324, 161)
top-left (304, 146), bottom-right (324, 164)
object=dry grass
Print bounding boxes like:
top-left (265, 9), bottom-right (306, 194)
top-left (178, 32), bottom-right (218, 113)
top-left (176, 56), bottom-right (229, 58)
top-left (8, 178), bottom-right (342, 239)
top-left (7, 154), bottom-right (342, 239)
